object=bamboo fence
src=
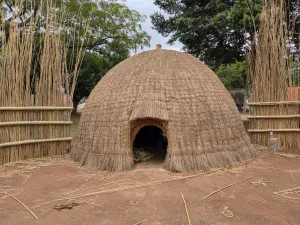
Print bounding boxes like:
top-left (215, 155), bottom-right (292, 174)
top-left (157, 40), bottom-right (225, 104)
top-left (248, 0), bottom-right (300, 149)
top-left (0, 1), bottom-right (85, 164)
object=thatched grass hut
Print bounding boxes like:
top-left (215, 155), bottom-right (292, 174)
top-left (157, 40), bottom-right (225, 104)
top-left (71, 46), bottom-right (256, 172)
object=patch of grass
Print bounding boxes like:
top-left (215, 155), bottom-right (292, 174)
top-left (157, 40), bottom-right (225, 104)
top-left (71, 115), bottom-right (81, 137)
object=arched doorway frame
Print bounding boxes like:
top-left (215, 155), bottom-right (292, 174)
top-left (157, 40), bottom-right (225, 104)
top-left (130, 118), bottom-right (168, 151)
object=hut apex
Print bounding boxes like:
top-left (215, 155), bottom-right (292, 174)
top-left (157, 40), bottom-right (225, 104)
top-left (71, 49), bottom-right (256, 172)
top-left (156, 44), bottom-right (162, 49)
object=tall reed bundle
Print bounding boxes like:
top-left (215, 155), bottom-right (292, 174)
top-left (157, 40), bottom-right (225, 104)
top-left (249, 0), bottom-right (300, 149)
top-left (0, 0), bottom-right (86, 164)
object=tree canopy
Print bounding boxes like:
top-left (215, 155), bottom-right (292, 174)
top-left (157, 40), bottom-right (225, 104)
top-left (216, 60), bottom-right (247, 90)
top-left (1, 0), bottom-right (151, 107)
top-left (151, 0), bottom-right (299, 68)
top-left (73, 44), bottom-right (129, 107)
top-left (1, 0), bottom-right (150, 51)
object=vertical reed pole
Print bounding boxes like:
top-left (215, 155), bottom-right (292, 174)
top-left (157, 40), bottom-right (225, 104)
top-left (0, 0), bottom-right (88, 164)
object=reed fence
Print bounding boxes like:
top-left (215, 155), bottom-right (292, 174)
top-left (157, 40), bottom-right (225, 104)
top-left (248, 102), bottom-right (300, 149)
top-left (248, 0), bottom-right (300, 149)
top-left (0, 1), bottom-right (86, 164)
top-left (0, 107), bottom-right (73, 164)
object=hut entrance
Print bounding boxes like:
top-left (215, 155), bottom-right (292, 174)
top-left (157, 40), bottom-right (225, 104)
top-left (132, 126), bottom-right (168, 163)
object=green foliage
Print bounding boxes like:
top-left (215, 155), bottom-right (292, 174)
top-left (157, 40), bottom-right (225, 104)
top-left (215, 61), bottom-right (248, 90)
top-left (151, 0), bottom-right (261, 67)
top-left (70, 0), bottom-right (152, 106)
top-left (151, 0), bottom-right (299, 68)
top-left (65, 0), bottom-right (151, 50)
top-left (1, 0), bottom-right (151, 106)
top-left (1, 0), bottom-right (151, 50)
top-left (73, 44), bottom-right (129, 105)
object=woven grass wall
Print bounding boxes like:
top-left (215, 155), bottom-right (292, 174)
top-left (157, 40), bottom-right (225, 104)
top-left (71, 49), bottom-right (256, 172)
top-left (249, 0), bottom-right (300, 149)
top-left (248, 103), bottom-right (300, 149)
top-left (0, 1), bottom-right (85, 164)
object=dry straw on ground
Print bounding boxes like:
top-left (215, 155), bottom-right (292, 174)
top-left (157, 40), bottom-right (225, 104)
top-left (220, 206), bottom-right (234, 218)
top-left (31, 169), bottom-right (221, 209)
top-left (0, 0), bottom-right (86, 164)
top-left (248, 0), bottom-right (300, 149)
top-left (274, 187), bottom-right (300, 201)
top-left (0, 156), bottom-right (73, 219)
top-left (201, 176), bottom-right (253, 201)
top-left (71, 48), bottom-right (256, 172)
top-left (181, 193), bottom-right (192, 225)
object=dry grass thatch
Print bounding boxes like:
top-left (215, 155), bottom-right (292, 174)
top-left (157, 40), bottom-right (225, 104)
top-left (248, 0), bottom-right (300, 148)
top-left (71, 49), bottom-right (256, 172)
top-left (0, 0), bottom-right (86, 164)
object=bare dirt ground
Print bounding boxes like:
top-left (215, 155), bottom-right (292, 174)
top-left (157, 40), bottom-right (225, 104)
top-left (1, 151), bottom-right (300, 225)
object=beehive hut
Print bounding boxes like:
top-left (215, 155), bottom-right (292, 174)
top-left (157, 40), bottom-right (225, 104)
top-left (71, 45), bottom-right (256, 172)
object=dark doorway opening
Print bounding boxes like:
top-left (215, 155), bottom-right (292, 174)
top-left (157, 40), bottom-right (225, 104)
top-left (133, 126), bottom-right (167, 163)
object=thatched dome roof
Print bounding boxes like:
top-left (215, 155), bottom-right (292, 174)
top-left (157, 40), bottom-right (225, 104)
top-left (71, 48), bottom-right (256, 172)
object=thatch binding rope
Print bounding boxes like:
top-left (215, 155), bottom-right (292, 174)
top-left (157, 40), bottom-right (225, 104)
top-left (248, 103), bottom-right (300, 148)
top-left (248, 129), bottom-right (300, 133)
top-left (0, 138), bottom-right (73, 148)
top-left (248, 101), bottom-right (300, 106)
top-left (0, 121), bottom-right (73, 126)
top-left (0, 107), bottom-right (73, 111)
top-left (247, 115), bottom-right (300, 119)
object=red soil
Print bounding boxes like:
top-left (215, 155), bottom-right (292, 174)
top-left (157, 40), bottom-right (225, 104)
top-left (0, 151), bottom-right (300, 225)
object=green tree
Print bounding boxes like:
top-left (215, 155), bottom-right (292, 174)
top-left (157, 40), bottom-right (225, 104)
top-left (151, 0), bottom-right (299, 68)
top-left (73, 42), bottom-right (129, 108)
top-left (1, 0), bottom-right (151, 108)
top-left (215, 60), bottom-right (247, 90)
top-left (69, 0), bottom-right (151, 107)
top-left (1, 0), bottom-right (150, 50)
top-left (151, 0), bottom-right (261, 67)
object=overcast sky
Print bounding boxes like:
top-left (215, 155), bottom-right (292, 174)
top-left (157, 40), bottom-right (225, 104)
top-left (123, 0), bottom-right (183, 53)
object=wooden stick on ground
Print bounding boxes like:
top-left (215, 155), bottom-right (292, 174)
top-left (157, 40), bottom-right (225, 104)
top-left (56, 173), bottom-right (99, 181)
top-left (274, 187), bottom-right (300, 201)
top-left (6, 193), bottom-right (38, 219)
top-left (265, 166), bottom-right (300, 173)
top-left (133, 220), bottom-right (146, 225)
top-left (32, 169), bottom-right (221, 208)
top-left (69, 169), bottom-right (221, 200)
top-left (0, 192), bottom-right (8, 201)
top-left (274, 153), bottom-right (300, 160)
top-left (201, 176), bottom-right (253, 201)
top-left (181, 193), bottom-right (192, 225)
top-left (0, 179), bottom-right (9, 187)
top-left (67, 179), bottom-right (129, 194)
top-left (274, 193), bottom-right (300, 201)
top-left (290, 170), bottom-right (295, 183)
